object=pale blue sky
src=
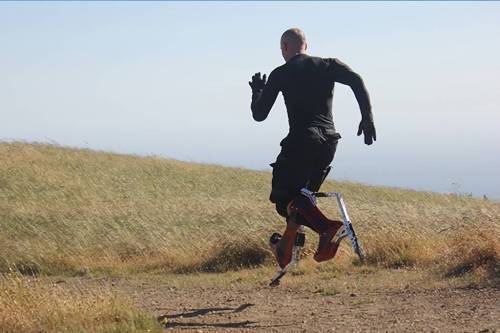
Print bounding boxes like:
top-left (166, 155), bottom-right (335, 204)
top-left (1, 2), bottom-right (499, 198)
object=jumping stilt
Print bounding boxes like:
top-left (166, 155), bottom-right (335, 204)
top-left (269, 188), bottom-right (364, 286)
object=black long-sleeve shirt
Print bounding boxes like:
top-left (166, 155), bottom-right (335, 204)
top-left (251, 54), bottom-right (372, 136)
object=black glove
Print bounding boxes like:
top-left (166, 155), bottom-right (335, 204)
top-left (248, 72), bottom-right (267, 92)
top-left (357, 120), bottom-right (376, 145)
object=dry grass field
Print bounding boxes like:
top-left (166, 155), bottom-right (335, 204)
top-left (1, 142), bottom-right (499, 332)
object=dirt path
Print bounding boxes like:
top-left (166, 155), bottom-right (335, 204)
top-left (135, 285), bottom-right (499, 332)
top-left (53, 275), bottom-right (499, 332)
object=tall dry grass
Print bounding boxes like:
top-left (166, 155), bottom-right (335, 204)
top-left (0, 142), bottom-right (499, 284)
top-left (0, 273), bottom-right (162, 333)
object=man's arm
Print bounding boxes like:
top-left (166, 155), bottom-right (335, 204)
top-left (249, 71), bottom-right (280, 122)
top-left (327, 58), bottom-right (376, 145)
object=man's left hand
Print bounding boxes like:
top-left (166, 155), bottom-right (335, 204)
top-left (357, 120), bottom-right (376, 145)
top-left (249, 72), bottom-right (267, 92)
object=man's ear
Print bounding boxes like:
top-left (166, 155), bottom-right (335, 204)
top-left (304, 42), bottom-right (308, 51)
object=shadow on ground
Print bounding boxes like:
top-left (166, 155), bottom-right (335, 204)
top-left (158, 303), bottom-right (293, 330)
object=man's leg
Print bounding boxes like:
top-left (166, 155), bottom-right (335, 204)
top-left (287, 194), bottom-right (343, 262)
top-left (268, 199), bottom-right (300, 268)
top-left (287, 139), bottom-right (343, 262)
top-left (269, 143), bottom-right (314, 268)
top-left (268, 217), bottom-right (300, 269)
top-left (307, 134), bottom-right (339, 192)
top-left (269, 136), bottom-right (343, 266)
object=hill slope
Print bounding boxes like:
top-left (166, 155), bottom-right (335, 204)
top-left (0, 142), bottom-right (498, 283)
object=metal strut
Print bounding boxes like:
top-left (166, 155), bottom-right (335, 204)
top-left (301, 188), bottom-right (364, 260)
top-left (269, 188), bottom-right (364, 286)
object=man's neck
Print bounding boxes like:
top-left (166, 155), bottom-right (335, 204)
top-left (286, 52), bottom-right (307, 63)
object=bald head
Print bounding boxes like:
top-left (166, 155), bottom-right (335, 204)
top-left (280, 28), bottom-right (307, 62)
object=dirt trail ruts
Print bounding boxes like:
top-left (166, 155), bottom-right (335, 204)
top-left (131, 284), bottom-right (499, 332)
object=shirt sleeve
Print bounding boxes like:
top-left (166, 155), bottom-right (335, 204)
top-left (327, 58), bottom-right (373, 121)
top-left (251, 69), bottom-right (281, 122)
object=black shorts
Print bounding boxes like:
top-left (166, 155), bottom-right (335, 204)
top-left (269, 127), bottom-right (340, 209)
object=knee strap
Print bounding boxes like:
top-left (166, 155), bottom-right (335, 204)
top-left (276, 203), bottom-right (315, 232)
top-left (287, 209), bottom-right (314, 229)
top-left (288, 194), bottom-right (333, 234)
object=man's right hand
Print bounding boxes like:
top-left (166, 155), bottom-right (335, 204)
top-left (357, 120), bottom-right (376, 145)
top-left (249, 72), bottom-right (267, 92)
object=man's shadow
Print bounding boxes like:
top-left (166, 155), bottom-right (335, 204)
top-left (160, 303), bottom-right (254, 320)
top-left (158, 303), bottom-right (290, 329)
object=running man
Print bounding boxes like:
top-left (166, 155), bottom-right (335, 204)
top-left (249, 28), bottom-right (376, 268)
